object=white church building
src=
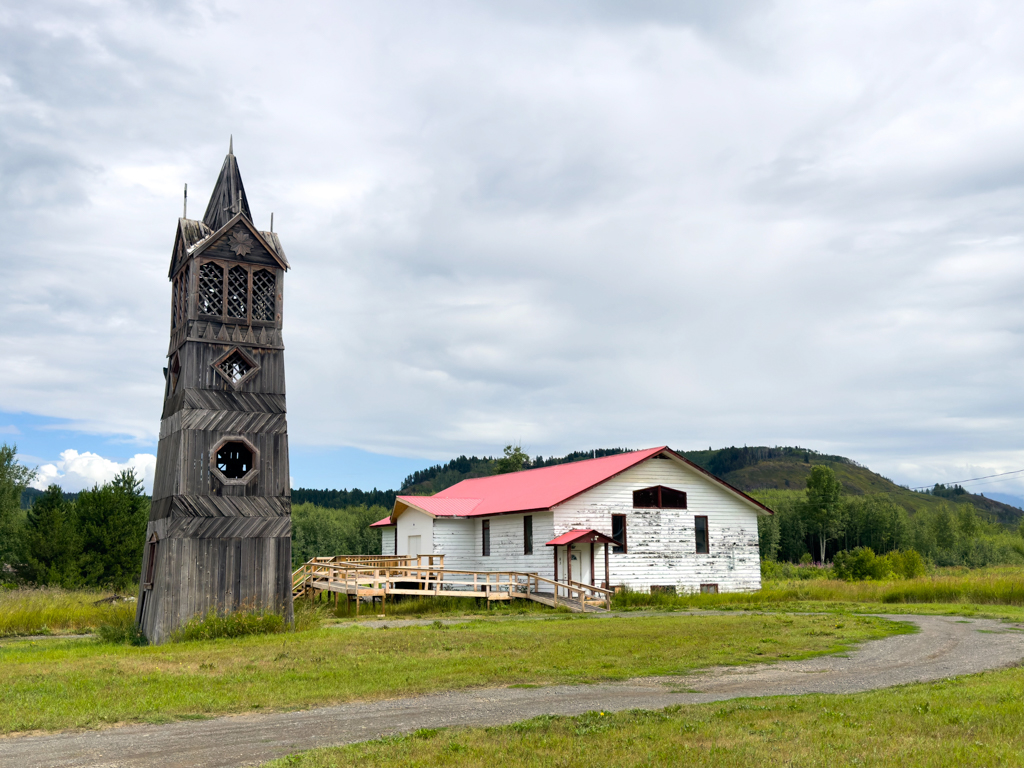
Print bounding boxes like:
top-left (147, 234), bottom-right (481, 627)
top-left (372, 446), bottom-right (770, 594)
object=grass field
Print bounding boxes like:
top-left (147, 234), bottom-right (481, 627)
top-left (0, 613), bottom-right (905, 734)
top-left (269, 665), bottom-right (1024, 768)
top-left (612, 566), bottom-right (1024, 613)
top-left (0, 588), bottom-right (133, 638)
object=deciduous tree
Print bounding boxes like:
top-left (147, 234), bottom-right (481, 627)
top-left (802, 465), bottom-right (844, 563)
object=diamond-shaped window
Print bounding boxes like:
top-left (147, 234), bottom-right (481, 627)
top-left (213, 349), bottom-right (257, 387)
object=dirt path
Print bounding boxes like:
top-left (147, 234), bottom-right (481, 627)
top-left (3, 614), bottom-right (1023, 768)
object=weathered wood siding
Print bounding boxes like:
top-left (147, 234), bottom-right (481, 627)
top-left (138, 534), bottom-right (292, 644)
top-left (137, 176), bottom-right (293, 644)
top-left (552, 456), bottom-right (763, 593)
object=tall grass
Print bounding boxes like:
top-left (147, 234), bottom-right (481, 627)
top-left (170, 601), bottom-right (325, 642)
top-left (612, 567), bottom-right (1024, 611)
top-left (323, 594), bottom-right (566, 619)
top-left (0, 588), bottom-right (132, 637)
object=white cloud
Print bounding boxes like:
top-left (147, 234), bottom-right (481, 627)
top-left (0, 1), bottom-right (1023, 491)
top-left (31, 449), bottom-right (156, 494)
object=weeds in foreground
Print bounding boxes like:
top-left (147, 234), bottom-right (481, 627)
top-left (170, 602), bottom-right (325, 642)
top-left (0, 588), bottom-right (131, 637)
top-left (613, 567), bottom-right (1024, 611)
top-left (267, 666), bottom-right (1024, 768)
top-left (97, 602), bottom-right (147, 645)
top-left (319, 594), bottom-right (565, 620)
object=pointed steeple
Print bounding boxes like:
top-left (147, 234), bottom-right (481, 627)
top-left (202, 137), bottom-right (252, 232)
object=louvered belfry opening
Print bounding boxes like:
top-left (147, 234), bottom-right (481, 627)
top-left (198, 262), bottom-right (224, 315)
top-left (252, 269), bottom-right (276, 322)
top-left (227, 265), bottom-right (248, 319)
top-left (138, 140), bottom-right (293, 644)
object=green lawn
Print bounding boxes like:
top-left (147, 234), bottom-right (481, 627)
top-left (0, 613), bottom-right (905, 734)
top-left (269, 665), bottom-right (1024, 768)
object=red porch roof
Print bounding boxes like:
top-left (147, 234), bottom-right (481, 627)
top-left (545, 529), bottom-right (618, 547)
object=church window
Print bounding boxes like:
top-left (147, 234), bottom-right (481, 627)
top-left (252, 269), bottom-right (276, 322)
top-left (632, 485), bottom-right (687, 509)
top-left (227, 265), bottom-right (248, 320)
top-left (612, 514), bottom-right (627, 553)
top-left (198, 262), bottom-right (224, 315)
top-left (695, 516), bottom-right (709, 554)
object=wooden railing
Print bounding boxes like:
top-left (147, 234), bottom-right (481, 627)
top-left (292, 557), bottom-right (612, 612)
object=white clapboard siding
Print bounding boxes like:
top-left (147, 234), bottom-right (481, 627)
top-left (552, 455), bottom-right (763, 593)
top-left (396, 509), bottom-right (433, 556)
top-left (432, 518), bottom-right (476, 570)
top-left (381, 526), bottom-right (396, 556)
top-left (432, 512), bottom-right (556, 577)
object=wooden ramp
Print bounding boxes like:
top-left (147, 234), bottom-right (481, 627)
top-left (291, 557), bottom-right (612, 614)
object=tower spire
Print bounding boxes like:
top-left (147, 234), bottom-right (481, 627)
top-left (202, 140), bottom-right (251, 230)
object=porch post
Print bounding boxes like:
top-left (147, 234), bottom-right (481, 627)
top-left (604, 543), bottom-right (610, 590)
top-left (590, 541), bottom-right (595, 586)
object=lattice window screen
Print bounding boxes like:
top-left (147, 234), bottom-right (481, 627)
top-left (251, 269), bottom-right (276, 322)
top-left (198, 262), bottom-right (224, 315)
top-left (172, 265), bottom-right (190, 327)
top-left (216, 351), bottom-right (252, 384)
top-left (227, 266), bottom-right (248, 320)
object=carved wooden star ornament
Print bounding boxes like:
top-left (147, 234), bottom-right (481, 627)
top-left (229, 231), bottom-right (253, 257)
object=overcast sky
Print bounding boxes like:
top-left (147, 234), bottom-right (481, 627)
top-left (1, 1), bottom-right (1022, 498)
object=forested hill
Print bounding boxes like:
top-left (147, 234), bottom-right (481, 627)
top-left (398, 449), bottom-right (632, 496)
top-left (679, 446), bottom-right (1023, 527)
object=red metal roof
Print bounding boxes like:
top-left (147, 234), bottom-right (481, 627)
top-left (369, 515), bottom-right (394, 527)
top-left (546, 529), bottom-right (618, 547)
top-left (423, 447), bottom-right (668, 517)
top-left (382, 446), bottom-right (773, 524)
top-left (394, 496), bottom-right (483, 517)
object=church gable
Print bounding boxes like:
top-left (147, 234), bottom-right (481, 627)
top-left (200, 219), bottom-right (283, 269)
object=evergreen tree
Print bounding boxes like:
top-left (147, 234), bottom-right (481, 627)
top-left (17, 485), bottom-right (81, 587)
top-left (76, 469), bottom-right (149, 591)
top-left (0, 443), bottom-right (36, 579)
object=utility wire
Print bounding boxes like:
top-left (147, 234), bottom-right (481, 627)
top-left (910, 468), bottom-right (1024, 491)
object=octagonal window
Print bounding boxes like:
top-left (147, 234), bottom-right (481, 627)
top-left (217, 441), bottom-right (253, 479)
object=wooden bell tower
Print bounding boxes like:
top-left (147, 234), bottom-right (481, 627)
top-left (137, 140), bottom-right (293, 643)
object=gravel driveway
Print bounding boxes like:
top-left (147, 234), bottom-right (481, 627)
top-left (2, 613), bottom-right (1022, 768)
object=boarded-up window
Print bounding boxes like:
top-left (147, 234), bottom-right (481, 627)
top-left (482, 519), bottom-right (490, 556)
top-left (612, 514), bottom-right (627, 554)
top-left (633, 486), bottom-right (687, 509)
top-left (523, 515), bottom-right (533, 555)
top-left (695, 515), bottom-right (709, 554)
